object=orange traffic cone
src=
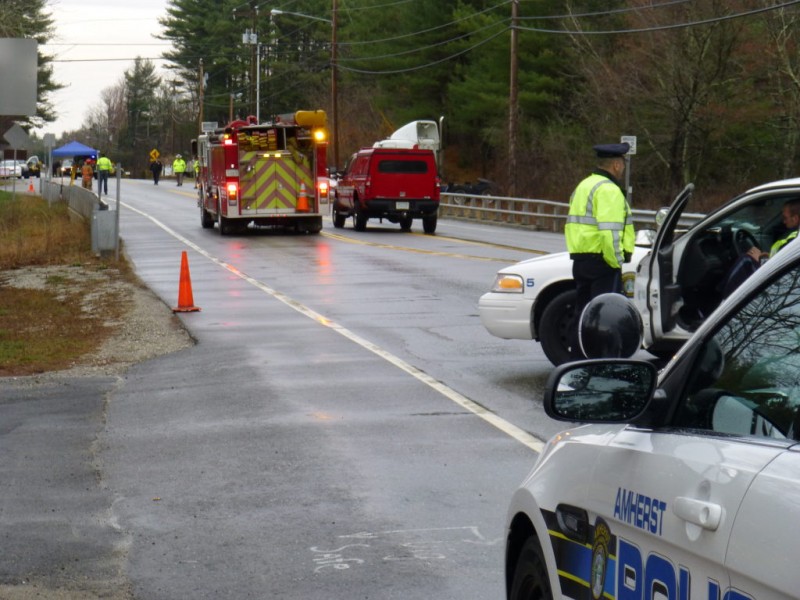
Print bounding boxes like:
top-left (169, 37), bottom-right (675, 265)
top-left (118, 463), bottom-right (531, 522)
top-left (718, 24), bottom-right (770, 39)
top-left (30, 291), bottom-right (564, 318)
top-left (27, 179), bottom-right (34, 193)
top-left (173, 251), bottom-right (201, 313)
top-left (296, 182), bottom-right (310, 212)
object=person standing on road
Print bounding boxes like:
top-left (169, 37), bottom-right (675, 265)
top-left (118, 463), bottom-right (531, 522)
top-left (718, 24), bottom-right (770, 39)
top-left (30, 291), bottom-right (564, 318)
top-left (193, 157), bottom-right (200, 188)
top-left (81, 159), bottom-right (94, 190)
top-left (565, 142), bottom-right (635, 357)
top-left (150, 159), bottom-right (163, 185)
top-left (96, 153), bottom-right (113, 195)
top-left (173, 154), bottom-right (186, 186)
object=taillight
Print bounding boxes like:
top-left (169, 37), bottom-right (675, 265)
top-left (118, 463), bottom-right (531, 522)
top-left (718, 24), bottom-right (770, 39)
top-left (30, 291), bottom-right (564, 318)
top-left (227, 182), bottom-right (238, 199)
top-left (318, 180), bottom-right (329, 197)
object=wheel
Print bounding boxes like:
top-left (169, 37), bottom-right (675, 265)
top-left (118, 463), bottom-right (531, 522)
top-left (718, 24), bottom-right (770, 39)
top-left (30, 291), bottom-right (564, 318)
top-left (217, 202), bottom-right (231, 236)
top-left (399, 216), bottom-right (413, 231)
top-left (450, 185), bottom-right (468, 205)
top-left (509, 537), bottom-right (553, 600)
top-left (200, 197), bottom-right (214, 229)
top-left (354, 211), bottom-right (368, 231)
top-left (333, 210), bottom-right (346, 228)
top-left (422, 214), bottom-right (437, 234)
top-left (538, 289), bottom-right (577, 366)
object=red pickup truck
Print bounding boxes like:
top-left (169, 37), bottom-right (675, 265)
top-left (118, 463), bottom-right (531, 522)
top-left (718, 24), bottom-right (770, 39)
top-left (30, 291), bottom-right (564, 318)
top-left (332, 146), bottom-right (440, 234)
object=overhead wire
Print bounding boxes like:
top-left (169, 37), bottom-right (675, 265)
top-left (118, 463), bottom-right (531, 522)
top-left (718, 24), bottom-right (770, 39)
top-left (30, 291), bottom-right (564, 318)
top-left (516, 0), bottom-right (800, 35)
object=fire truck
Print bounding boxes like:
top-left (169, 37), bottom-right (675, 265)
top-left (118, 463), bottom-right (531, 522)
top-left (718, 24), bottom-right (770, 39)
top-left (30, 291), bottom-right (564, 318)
top-left (194, 110), bottom-right (329, 235)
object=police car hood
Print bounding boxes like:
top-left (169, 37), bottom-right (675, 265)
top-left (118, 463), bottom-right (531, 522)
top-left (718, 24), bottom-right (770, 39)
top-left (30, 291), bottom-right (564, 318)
top-left (499, 251), bottom-right (569, 273)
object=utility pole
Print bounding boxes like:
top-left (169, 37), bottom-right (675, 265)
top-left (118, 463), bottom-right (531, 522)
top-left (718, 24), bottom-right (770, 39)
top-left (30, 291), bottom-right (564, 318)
top-left (332, 0), bottom-right (339, 169)
top-left (198, 58), bottom-right (204, 134)
top-left (507, 0), bottom-right (519, 197)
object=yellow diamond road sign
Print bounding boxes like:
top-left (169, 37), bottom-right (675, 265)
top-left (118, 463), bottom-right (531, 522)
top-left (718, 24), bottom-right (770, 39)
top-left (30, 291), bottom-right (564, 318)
top-left (150, 149), bottom-right (160, 161)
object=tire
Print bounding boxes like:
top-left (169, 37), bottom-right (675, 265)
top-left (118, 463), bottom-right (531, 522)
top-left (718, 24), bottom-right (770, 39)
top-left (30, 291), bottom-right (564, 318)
top-left (399, 216), bottom-right (413, 231)
top-left (217, 202), bottom-right (231, 236)
top-left (200, 197), bottom-right (214, 229)
top-left (354, 211), bottom-right (368, 232)
top-left (538, 288), bottom-right (577, 366)
top-left (422, 214), bottom-right (437, 234)
top-left (509, 537), bottom-right (553, 600)
top-left (333, 210), bottom-right (346, 228)
top-left (450, 186), bottom-right (468, 205)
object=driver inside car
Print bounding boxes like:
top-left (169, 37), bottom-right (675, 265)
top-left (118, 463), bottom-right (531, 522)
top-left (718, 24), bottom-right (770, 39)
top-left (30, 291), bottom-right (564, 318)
top-left (720, 198), bottom-right (800, 297)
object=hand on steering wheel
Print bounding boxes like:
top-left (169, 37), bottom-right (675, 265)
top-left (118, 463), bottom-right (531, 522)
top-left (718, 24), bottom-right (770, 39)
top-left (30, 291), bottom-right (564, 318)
top-left (734, 229), bottom-right (760, 256)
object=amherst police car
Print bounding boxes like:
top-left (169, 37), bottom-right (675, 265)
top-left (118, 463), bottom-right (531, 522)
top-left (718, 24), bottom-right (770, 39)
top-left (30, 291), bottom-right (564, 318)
top-left (505, 230), bottom-right (800, 599)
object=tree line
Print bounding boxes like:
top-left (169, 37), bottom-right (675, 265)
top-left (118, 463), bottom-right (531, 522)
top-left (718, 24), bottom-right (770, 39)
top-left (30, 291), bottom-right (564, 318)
top-left (8, 1), bottom-right (800, 209)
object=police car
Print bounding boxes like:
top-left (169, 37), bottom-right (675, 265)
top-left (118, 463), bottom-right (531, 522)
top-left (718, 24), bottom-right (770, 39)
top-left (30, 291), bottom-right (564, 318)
top-left (480, 178), bottom-right (800, 366)
top-left (504, 230), bottom-right (800, 599)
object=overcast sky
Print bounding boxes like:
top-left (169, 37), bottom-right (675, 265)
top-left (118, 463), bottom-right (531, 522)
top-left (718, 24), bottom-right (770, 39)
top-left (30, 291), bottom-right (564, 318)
top-left (35, 0), bottom-right (172, 139)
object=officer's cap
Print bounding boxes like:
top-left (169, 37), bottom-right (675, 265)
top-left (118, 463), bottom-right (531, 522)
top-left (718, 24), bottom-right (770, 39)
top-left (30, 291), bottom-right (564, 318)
top-left (593, 142), bottom-right (630, 158)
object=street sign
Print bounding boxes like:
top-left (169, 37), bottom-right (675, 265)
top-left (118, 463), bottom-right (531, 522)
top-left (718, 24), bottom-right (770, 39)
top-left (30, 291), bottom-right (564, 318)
top-left (621, 135), bottom-right (637, 155)
top-left (201, 121), bottom-right (218, 132)
top-left (43, 133), bottom-right (56, 149)
top-left (149, 149), bottom-right (160, 161)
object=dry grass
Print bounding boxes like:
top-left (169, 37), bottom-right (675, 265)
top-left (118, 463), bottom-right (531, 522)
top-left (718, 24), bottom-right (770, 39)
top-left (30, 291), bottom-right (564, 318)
top-left (0, 191), bottom-right (132, 376)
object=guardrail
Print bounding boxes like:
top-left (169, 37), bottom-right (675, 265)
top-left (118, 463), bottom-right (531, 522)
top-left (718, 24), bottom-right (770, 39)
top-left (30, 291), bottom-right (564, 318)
top-left (42, 178), bottom-right (107, 218)
top-left (439, 192), bottom-right (704, 231)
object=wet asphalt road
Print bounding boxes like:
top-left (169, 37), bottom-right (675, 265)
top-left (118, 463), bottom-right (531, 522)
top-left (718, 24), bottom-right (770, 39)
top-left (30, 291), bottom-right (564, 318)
top-left (0, 179), bottom-right (569, 599)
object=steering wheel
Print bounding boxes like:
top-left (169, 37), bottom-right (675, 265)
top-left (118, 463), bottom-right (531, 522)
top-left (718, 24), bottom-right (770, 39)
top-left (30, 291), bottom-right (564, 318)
top-left (734, 229), bottom-right (759, 255)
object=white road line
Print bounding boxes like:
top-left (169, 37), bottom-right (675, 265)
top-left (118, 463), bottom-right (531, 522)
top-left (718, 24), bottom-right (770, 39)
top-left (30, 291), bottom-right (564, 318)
top-left (123, 202), bottom-right (545, 453)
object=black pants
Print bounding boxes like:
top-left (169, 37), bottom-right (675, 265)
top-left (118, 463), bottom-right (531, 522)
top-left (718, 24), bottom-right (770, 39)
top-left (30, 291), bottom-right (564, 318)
top-left (570, 256), bottom-right (622, 358)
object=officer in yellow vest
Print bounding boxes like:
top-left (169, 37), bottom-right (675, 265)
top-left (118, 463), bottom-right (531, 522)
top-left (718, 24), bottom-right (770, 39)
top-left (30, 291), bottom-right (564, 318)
top-left (96, 153), bottom-right (113, 195)
top-left (721, 198), bottom-right (800, 296)
top-left (173, 154), bottom-right (187, 186)
top-left (566, 142), bottom-right (635, 356)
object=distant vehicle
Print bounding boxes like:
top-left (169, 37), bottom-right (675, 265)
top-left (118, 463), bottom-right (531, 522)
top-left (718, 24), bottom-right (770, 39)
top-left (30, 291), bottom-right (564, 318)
top-left (333, 146), bottom-right (440, 233)
top-left (22, 156), bottom-right (41, 178)
top-left (0, 159), bottom-right (24, 179)
top-left (505, 226), bottom-right (800, 600)
top-left (58, 159), bottom-right (75, 177)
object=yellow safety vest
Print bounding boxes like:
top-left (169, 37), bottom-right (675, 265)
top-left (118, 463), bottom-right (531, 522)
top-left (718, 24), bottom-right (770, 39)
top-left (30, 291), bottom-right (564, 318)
top-left (770, 229), bottom-right (798, 257)
top-left (565, 172), bottom-right (635, 269)
top-left (97, 156), bottom-right (112, 171)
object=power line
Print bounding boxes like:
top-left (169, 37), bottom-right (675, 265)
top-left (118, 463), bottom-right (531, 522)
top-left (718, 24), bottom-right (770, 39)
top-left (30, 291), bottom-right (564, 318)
top-left (338, 18), bottom-right (508, 63)
top-left (338, 27), bottom-right (508, 75)
top-left (517, 0), bottom-right (800, 35)
top-left (338, 0), bottom-right (509, 46)
top-left (517, 0), bottom-right (693, 21)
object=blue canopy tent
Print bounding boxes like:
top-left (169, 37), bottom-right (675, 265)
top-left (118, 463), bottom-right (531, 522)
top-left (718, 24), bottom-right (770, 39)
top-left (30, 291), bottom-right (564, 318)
top-left (52, 141), bottom-right (97, 159)
top-left (50, 141), bottom-right (97, 178)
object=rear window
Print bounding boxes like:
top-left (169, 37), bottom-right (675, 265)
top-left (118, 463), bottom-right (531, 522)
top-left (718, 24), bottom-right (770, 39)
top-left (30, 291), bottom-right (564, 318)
top-left (377, 160), bottom-right (428, 174)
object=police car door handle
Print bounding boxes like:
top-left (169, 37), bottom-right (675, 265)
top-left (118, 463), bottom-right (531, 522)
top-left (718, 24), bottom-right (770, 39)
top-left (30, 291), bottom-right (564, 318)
top-left (673, 496), bottom-right (722, 531)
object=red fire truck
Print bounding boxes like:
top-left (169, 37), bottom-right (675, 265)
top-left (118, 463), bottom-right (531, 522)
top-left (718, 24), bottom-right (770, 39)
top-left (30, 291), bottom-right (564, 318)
top-left (194, 110), bottom-right (329, 235)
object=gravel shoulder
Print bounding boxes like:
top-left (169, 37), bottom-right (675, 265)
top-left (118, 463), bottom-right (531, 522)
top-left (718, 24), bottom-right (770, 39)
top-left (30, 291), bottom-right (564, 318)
top-left (1, 264), bottom-right (194, 385)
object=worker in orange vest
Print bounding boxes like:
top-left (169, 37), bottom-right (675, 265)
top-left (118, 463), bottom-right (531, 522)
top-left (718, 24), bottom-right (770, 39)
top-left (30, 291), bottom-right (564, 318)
top-left (81, 159), bottom-right (94, 190)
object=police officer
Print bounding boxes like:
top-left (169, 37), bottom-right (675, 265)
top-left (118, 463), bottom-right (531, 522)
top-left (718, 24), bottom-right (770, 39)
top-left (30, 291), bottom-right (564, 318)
top-left (96, 153), bottom-right (113, 195)
top-left (566, 142), bottom-right (635, 357)
top-left (173, 154), bottom-right (187, 186)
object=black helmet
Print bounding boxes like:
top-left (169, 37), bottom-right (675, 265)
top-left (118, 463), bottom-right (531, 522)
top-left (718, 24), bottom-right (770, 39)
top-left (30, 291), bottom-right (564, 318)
top-left (579, 293), bottom-right (643, 359)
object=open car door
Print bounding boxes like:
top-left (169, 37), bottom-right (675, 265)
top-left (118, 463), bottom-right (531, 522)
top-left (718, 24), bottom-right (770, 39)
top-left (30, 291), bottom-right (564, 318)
top-left (638, 184), bottom-right (694, 353)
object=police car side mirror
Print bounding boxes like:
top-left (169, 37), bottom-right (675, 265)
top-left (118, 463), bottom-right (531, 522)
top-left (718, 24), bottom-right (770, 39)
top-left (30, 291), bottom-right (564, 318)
top-left (543, 359), bottom-right (657, 423)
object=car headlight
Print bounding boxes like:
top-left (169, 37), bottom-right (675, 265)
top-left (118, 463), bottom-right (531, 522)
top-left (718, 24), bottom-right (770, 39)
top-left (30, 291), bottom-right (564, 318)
top-left (490, 274), bottom-right (524, 293)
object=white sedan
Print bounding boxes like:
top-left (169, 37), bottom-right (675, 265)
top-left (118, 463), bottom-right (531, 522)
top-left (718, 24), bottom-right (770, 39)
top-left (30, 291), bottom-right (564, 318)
top-left (478, 234), bottom-right (653, 365)
top-left (0, 159), bottom-right (24, 179)
top-left (481, 178), bottom-right (800, 365)
top-left (505, 234), bottom-right (800, 600)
